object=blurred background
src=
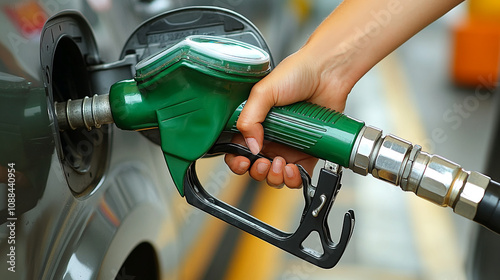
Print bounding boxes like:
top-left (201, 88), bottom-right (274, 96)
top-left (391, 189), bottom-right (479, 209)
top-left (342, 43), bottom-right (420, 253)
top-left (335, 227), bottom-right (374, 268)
top-left (1, 0), bottom-right (499, 279)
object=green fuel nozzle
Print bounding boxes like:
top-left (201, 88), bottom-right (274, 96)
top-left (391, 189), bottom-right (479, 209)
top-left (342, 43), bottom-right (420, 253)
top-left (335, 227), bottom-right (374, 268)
top-left (109, 35), bottom-right (271, 196)
top-left (55, 35), bottom-right (500, 267)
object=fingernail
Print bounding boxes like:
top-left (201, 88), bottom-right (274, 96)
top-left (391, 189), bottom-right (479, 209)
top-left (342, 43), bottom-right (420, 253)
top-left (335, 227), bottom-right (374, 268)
top-left (239, 161), bottom-right (250, 171)
top-left (245, 137), bottom-right (260, 155)
top-left (271, 183), bottom-right (284, 190)
top-left (285, 165), bottom-right (294, 178)
top-left (257, 162), bottom-right (269, 174)
top-left (272, 158), bottom-right (283, 173)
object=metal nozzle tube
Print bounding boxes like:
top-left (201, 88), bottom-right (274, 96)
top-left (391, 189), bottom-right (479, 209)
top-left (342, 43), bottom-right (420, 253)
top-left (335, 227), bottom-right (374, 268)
top-left (55, 94), bottom-right (114, 131)
top-left (350, 126), bottom-right (497, 232)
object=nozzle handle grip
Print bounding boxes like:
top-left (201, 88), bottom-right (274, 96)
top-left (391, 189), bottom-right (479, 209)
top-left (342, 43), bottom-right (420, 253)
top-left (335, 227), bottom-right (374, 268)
top-left (184, 143), bottom-right (354, 268)
top-left (475, 180), bottom-right (500, 234)
top-left (226, 102), bottom-right (365, 167)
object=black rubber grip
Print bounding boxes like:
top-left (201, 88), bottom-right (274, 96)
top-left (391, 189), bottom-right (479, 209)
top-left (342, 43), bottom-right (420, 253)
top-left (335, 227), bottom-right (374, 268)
top-left (474, 180), bottom-right (500, 234)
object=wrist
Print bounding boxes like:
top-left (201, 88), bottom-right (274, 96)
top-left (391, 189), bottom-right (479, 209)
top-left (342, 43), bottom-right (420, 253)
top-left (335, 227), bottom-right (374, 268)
top-left (299, 35), bottom-right (361, 101)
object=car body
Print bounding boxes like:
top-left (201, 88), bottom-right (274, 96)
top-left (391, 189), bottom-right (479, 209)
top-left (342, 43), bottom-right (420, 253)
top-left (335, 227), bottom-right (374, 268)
top-left (0, 1), bottom-right (302, 279)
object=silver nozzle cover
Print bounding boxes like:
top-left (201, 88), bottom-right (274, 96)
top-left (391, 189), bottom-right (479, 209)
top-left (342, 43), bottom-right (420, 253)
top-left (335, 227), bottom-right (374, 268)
top-left (350, 127), bottom-right (414, 186)
top-left (371, 135), bottom-right (412, 185)
top-left (350, 126), bottom-right (382, 176)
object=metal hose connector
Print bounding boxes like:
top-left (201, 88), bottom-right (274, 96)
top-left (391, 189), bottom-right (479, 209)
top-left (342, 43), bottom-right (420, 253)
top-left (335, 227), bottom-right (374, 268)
top-left (350, 126), bottom-right (490, 220)
top-left (55, 94), bottom-right (114, 131)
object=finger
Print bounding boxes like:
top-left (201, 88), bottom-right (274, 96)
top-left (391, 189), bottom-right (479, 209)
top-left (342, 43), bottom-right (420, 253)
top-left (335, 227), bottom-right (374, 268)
top-left (284, 164), bottom-right (302, 189)
top-left (266, 156), bottom-right (285, 188)
top-left (294, 157), bottom-right (319, 177)
top-left (259, 140), bottom-right (319, 176)
top-left (249, 158), bottom-right (271, 182)
top-left (237, 81), bottom-right (275, 155)
top-left (224, 154), bottom-right (251, 175)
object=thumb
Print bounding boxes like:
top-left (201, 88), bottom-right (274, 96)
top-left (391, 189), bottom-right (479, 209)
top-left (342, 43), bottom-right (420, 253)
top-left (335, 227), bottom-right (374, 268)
top-left (236, 81), bottom-right (275, 155)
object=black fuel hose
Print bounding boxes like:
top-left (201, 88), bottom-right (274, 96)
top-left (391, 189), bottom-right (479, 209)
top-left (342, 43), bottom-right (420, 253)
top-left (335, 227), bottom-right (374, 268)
top-left (474, 180), bottom-right (500, 234)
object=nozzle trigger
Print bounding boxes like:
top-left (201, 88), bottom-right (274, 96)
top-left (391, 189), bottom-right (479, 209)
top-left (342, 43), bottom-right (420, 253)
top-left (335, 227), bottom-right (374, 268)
top-left (183, 143), bottom-right (355, 268)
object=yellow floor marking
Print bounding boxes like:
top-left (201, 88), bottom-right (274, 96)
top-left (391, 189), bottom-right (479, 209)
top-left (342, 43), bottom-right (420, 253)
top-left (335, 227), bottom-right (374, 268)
top-left (378, 53), bottom-right (465, 280)
top-left (223, 183), bottom-right (303, 280)
top-left (377, 54), bottom-right (431, 149)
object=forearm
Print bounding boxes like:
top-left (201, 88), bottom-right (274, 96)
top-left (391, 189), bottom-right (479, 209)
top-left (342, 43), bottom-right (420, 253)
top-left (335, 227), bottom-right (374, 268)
top-left (304, 0), bottom-right (464, 88)
top-left (231, 0), bottom-right (464, 185)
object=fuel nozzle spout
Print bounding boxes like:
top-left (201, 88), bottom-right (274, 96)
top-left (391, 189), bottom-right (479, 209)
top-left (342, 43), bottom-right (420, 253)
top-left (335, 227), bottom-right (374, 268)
top-left (55, 94), bottom-right (114, 131)
top-left (350, 126), bottom-right (500, 232)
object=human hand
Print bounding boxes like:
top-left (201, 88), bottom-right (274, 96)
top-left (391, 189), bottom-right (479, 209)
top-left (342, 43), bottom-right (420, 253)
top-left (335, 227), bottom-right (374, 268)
top-left (225, 0), bottom-right (464, 188)
top-left (224, 134), bottom-right (318, 188)
top-left (225, 45), bottom-right (354, 188)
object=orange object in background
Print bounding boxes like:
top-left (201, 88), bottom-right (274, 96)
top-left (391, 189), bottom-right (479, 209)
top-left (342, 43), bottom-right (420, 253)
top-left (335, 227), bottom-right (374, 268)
top-left (451, 0), bottom-right (500, 88)
top-left (468, 0), bottom-right (500, 22)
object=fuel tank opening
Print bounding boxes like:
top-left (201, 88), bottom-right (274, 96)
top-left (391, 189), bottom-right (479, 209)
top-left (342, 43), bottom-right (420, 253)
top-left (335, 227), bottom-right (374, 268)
top-left (41, 13), bottom-right (110, 195)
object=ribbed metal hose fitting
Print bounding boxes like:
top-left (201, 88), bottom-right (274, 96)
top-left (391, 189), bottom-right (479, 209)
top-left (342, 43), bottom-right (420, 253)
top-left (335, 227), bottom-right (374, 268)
top-left (55, 94), bottom-right (114, 131)
top-left (350, 126), bottom-right (490, 220)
